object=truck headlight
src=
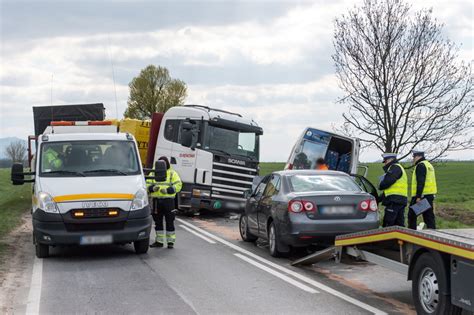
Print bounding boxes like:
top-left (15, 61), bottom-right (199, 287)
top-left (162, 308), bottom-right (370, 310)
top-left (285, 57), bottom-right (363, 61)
top-left (38, 192), bottom-right (58, 213)
top-left (192, 189), bottom-right (211, 198)
top-left (130, 188), bottom-right (149, 211)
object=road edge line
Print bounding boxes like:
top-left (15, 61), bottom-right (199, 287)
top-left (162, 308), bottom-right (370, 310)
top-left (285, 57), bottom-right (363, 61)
top-left (177, 218), bottom-right (387, 315)
top-left (179, 224), bottom-right (217, 244)
top-left (25, 257), bottom-right (43, 315)
top-left (234, 253), bottom-right (318, 294)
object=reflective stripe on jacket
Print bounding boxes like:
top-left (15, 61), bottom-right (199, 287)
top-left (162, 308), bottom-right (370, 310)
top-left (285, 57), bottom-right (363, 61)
top-left (411, 160), bottom-right (437, 196)
top-left (147, 168), bottom-right (182, 198)
top-left (384, 163), bottom-right (408, 197)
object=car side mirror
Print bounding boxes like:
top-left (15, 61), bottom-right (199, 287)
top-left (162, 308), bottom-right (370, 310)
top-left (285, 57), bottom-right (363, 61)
top-left (11, 163), bottom-right (25, 185)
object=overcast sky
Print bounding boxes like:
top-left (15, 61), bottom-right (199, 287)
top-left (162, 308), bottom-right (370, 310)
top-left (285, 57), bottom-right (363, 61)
top-left (1, 0), bottom-right (473, 162)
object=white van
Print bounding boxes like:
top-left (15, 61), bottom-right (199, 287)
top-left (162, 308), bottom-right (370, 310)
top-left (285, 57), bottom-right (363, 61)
top-left (11, 121), bottom-right (152, 258)
top-left (285, 128), bottom-right (361, 174)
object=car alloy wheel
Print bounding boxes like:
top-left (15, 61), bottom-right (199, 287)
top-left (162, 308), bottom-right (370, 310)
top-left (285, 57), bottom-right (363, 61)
top-left (418, 267), bottom-right (439, 313)
top-left (269, 225), bottom-right (276, 254)
top-left (240, 215), bottom-right (248, 239)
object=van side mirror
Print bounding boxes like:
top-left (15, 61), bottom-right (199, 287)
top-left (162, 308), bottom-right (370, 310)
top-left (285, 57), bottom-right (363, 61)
top-left (11, 163), bottom-right (25, 185)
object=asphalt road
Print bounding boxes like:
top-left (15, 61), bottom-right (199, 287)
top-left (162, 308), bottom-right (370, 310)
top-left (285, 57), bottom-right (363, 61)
top-left (2, 214), bottom-right (415, 314)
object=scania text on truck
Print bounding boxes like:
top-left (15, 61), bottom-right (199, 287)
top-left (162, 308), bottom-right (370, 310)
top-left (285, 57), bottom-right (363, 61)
top-left (149, 105), bottom-right (263, 214)
top-left (11, 121), bottom-right (152, 258)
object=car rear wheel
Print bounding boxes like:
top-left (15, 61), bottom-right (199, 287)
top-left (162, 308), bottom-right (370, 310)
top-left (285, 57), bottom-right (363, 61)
top-left (134, 238), bottom-right (150, 254)
top-left (412, 252), bottom-right (461, 315)
top-left (239, 214), bottom-right (258, 242)
top-left (268, 222), bottom-right (289, 258)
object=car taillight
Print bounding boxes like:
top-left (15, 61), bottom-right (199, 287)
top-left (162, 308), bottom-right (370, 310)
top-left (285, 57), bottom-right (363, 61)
top-left (359, 199), bottom-right (378, 211)
top-left (289, 200), bottom-right (316, 213)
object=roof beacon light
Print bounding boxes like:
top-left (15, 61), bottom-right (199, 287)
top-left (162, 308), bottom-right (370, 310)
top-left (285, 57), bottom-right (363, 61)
top-left (50, 121), bottom-right (112, 126)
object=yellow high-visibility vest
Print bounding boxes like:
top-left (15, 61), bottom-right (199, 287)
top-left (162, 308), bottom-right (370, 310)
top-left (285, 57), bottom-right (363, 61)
top-left (384, 163), bottom-right (408, 197)
top-left (411, 160), bottom-right (437, 196)
top-left (147, 168), bottom-right (182, 198)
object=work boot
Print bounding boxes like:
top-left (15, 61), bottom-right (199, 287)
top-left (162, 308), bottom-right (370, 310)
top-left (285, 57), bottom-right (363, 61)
top-left (167, 242), bottom-right (174, 249)
top-left (166, 231), bottom-right (176, 249)
top-left (150, 241), bottom-right (163, 248)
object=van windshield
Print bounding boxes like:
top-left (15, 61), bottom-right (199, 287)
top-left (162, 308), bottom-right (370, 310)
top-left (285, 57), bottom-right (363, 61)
top-left (40, 140), bottom-right (140, 177)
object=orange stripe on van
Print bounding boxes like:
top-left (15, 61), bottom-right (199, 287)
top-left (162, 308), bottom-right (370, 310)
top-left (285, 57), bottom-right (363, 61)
top-left (53, 193), bottom-right (134, 202)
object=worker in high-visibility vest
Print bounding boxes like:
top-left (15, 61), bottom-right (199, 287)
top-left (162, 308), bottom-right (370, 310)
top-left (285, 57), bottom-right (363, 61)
top-left (43, 144), bottom-right (63, 170)
top-left (408, 150), bottom-right (437, 230)
top-left (147, 156), bottom-right (182, 248)
top-left (378, 153), bottom-right (408, 227)
top-left (315, 158), bottom-right (329, 170)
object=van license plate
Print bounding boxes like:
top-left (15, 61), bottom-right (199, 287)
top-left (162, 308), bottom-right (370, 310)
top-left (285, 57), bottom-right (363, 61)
top-left (80, 235), bottom-right (113, 245)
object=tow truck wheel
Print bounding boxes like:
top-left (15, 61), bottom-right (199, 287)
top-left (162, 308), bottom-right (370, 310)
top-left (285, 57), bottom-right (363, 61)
top-left (35, 243), bottom-right (49, 258)
top-left (239, 214), bottom-right (257, 242)
top-left (412, 252), bottom-right (461, 315)
top-left (134, 238), bottom-right (150, 254)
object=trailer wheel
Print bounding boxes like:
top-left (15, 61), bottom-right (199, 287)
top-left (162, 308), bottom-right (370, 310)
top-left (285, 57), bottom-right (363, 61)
top-left (239, 214), bottom-right (257, 242)
top-left (412, 252), bottom-right (461, 315)
top-left (35, 243), bottom-right (49, 258)
top-left (134, 238), bottom-right (150, 254)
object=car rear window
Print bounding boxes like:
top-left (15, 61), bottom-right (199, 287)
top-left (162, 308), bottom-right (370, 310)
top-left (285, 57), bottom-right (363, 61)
top-left (288, 174), bottom-right (362, 192)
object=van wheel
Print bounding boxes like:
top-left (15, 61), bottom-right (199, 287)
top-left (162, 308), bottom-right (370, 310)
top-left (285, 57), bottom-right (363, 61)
top-left (412, 252), bottom-right (461, 315)
top-left (268, 222), bottom-right (289, 258)
top-left (35, 243), bottom-right (49, 258)
top-left (239, 214), bottom-right (257, 242)
top-left (134, 238), bottom-right (150, 254)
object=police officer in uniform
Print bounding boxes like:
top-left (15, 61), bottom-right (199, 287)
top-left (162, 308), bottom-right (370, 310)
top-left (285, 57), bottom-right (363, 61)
top-left (379, 153), bottom-right (408, 227)
top-left (408, 150), bottom-right (437, 230)
top-left (147, 156), bottom-right (182, 248)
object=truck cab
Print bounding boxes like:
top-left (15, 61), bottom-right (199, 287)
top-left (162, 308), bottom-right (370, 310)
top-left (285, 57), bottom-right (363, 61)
top-left (285, 128), bottom-right (360, 174)
top-left (152, 105), bottom-right (262, 213)
top-left (12, 121), bottom-right (152, 258)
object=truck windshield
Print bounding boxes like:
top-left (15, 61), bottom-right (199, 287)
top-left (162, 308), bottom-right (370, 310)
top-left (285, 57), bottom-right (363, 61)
top-left (40, 140), bottom-right (140, 177)
top-left (205, 126), bottom-right (259, 160)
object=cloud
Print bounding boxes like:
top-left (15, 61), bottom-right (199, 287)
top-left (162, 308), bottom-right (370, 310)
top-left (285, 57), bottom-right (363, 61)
top-left (1, 0), bottom-right (473, 162)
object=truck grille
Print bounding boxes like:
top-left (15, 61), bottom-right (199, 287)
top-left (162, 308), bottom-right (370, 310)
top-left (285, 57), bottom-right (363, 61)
top-left (211, 162), bottom-right (257, 201)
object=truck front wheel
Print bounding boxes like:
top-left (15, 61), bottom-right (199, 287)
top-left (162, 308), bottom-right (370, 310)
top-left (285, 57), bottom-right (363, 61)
top-left (412, 252), bottom-right (461, 315)
top-left (134, 238), bottom-right (150, 254)
top-left (35, 243), bottom-right (49, 258)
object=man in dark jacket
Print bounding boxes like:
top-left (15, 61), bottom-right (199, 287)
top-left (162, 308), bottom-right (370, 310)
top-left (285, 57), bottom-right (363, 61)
top-left (408, 150), bottom-right (437, 230)
top-left (379, 153), bottom-right (408, 227)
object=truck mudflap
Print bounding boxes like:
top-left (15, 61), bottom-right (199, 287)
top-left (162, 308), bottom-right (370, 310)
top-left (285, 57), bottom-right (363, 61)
top-left (450, 256), bottom-right (474, 311)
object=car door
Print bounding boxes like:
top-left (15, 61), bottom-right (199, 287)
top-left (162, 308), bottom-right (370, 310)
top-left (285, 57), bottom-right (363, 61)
top-left (351, 174), bottom-right (380, 203)
top-left (247, 176), bottom-right (269, 235)
top-left (257, 174), bottom-right (281, 238)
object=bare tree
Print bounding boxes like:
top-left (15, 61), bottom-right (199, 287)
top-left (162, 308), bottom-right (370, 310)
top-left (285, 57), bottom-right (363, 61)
top-left (5, 140), bottom-right (27, 163)
top-left (333, 0), bottom-right (473, 159)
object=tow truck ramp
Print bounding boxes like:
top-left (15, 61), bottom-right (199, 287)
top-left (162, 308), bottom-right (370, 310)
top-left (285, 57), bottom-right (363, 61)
top-left (292, 226), bottom-right (474, 313)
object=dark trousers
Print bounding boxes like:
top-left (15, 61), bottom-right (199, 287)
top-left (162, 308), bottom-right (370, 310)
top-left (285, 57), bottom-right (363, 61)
top-left (382, 202), bottom-right (406, 227)
top-left (408, 195), bottom-right (436, 230)
top-left (151, 198), bottom-right (175, 232)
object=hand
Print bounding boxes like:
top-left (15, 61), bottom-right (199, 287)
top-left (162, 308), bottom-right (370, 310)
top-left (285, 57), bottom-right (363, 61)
top-left (153, 185), bottom-right (160, 192)
top-left (160, 188), bottom-right (168, 194)
top-left (416, 198), bottom-right (421, 203)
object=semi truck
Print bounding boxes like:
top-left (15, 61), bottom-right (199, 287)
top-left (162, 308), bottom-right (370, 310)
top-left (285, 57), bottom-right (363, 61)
top-left (11, 120), bottom-right (152, 258)
top-left (147, 105), bottom-right (263, 214)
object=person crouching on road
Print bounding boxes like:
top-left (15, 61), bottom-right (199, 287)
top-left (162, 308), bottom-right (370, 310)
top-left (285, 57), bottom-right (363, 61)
top-left (408, 150), bottom-right (437, 230)
top-left (378, 153), bottom-right (408, 227)
top-left (147, 156), bottom-right (182, 249)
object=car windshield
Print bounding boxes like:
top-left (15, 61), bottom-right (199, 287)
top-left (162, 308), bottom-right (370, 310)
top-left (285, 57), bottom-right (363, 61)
top-left (288, 174), bottom-right (362, 192)
top-left (205, 125), bottom-right (259, 160)
top-left (40, 140), bottom-right (140, 177)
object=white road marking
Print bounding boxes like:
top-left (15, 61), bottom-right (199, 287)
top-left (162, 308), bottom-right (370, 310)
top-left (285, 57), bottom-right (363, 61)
top-left (25, 257), bottom-right (43, 315)
top-left (177, 218), bottom-right (387, 315)
top-left (234, 253), bottom-right (318, 294)
top-left (179, 225), bottom-right (216, 244)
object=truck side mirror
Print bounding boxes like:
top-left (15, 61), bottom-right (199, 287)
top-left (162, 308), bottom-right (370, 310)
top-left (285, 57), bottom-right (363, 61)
top-left (154, 161), bottom-right (167, 182)
top-left (11, 163), bottom-right (25, 185)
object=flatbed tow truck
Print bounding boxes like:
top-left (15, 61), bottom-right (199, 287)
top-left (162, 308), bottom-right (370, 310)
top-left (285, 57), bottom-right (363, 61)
top-left (292, 226), bottom-right (474, 314)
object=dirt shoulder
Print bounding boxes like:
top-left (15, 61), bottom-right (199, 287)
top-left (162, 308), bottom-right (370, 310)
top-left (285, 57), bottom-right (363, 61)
top-left (0, 213), bottom-right (34, 314)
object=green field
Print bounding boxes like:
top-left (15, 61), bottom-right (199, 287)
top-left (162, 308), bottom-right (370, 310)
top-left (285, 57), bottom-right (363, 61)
top-left (259, 161), bottom-right (474, 228)
top-left (0, 168), bottom-right (31, 258)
